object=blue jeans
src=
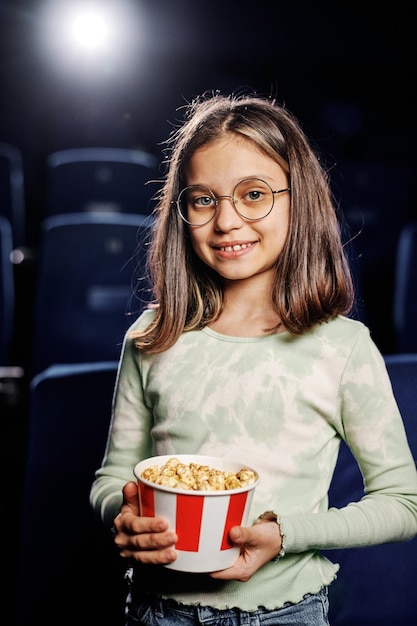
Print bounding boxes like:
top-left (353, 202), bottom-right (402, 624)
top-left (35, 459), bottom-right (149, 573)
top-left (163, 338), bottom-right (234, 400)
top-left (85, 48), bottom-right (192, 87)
top-left (125, 587), bottom-right (330, 625)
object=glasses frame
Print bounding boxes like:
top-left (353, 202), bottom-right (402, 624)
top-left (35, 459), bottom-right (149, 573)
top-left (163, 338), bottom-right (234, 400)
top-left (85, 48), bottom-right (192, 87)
top-left (175, 177), bottom-right (291, 226)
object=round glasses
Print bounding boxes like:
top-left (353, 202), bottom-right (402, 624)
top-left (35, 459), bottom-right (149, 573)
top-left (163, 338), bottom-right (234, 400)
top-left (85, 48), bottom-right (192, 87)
top-left (176, 177), bottom-right (290, 226)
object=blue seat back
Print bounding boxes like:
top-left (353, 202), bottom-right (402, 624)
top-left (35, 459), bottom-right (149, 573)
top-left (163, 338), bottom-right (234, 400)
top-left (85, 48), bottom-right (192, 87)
top-left (0, 215), bottom-right (14, 364)
top-left (327, 353), bottom-right (417, 626)
top-left (393, 222), bottom-right (417, 352)
top-left (20, 361), bottom-right (125, 624)
top-left (0, 142), bottom-right (26, 247)
top-left (45, 147), bottom-right (160, 217)
top-left (31, 212), bottom-right (154, 374)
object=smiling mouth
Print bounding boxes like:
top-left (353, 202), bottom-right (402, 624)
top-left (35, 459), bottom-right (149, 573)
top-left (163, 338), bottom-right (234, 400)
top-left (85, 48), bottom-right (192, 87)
top-left (217, 242), bottom-right (254, 252)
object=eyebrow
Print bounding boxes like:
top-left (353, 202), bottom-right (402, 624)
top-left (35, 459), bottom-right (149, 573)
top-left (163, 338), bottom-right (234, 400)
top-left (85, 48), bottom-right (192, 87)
top-left (186, 175), bottom-right (283, 188)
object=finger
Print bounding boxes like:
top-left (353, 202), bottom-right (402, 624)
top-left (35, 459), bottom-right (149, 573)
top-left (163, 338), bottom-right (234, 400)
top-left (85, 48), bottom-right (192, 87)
top-left (120, 545), bottom-right (177, 565)
top-left (118, 528), bottom-right (178, 552)
top-left (122, 481), bottom-right (140, 513)
top-left (209, 556), bottom-right (253, 582)
top-left (116, 526), bottom-right (178, 565)
top-left (228, 525), bottom-right (248, 545)
top-left (119, 514), bottom-right (171, 536)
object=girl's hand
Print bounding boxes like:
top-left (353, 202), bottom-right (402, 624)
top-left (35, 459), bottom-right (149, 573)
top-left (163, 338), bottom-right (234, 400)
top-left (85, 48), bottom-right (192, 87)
top-left (209, 521), bottom-right (283, 581)
top-left (112, 481), bottom-right (178, 566)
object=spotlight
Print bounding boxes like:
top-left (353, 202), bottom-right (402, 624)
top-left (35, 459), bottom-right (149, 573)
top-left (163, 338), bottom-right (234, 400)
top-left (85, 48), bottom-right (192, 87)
top-left (37, 0), bottom-right (141, 78)
top-left (68, 8), bottom-right (110, 52)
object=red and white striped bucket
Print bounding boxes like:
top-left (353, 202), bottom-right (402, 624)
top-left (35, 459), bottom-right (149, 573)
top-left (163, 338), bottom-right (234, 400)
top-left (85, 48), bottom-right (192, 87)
top-left (134, 454), bottom-right (259, 572)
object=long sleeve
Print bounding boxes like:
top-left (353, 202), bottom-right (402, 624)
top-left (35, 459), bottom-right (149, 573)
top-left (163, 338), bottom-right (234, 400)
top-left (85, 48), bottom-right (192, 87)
top-left (89, 311), bottom-right (417, 611)
top-left (279, 329), bottom-right (417, 552)
top-left (89, 326), bottom-right (154, 529)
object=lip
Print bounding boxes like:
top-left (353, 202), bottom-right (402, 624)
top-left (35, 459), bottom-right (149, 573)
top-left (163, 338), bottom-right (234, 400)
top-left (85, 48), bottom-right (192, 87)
top-left (211, 241), bottom-right (257, 258)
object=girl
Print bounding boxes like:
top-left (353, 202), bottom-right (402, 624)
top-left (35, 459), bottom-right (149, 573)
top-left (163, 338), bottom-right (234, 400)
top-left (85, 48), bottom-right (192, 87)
top-left (90, 93), bottom-right (417, 625)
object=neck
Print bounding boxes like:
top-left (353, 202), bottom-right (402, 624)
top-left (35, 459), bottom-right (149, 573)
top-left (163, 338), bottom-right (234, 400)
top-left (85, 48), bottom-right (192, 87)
top-left (209, 278), bottom-right (281, 337)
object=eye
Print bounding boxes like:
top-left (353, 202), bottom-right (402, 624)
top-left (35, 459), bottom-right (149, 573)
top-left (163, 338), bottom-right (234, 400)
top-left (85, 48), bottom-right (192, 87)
top-left (235, 179), bottom-right (272, 211)
top-left (193, 194), bottom-right (215, 208)
top-left (246, 188), bottom-right (263, 202)
top-left (239, 183), bottom-right (269, 203)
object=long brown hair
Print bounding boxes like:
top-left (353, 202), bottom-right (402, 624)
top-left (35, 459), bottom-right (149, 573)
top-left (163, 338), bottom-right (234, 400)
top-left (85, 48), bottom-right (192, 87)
top-left (131, 93), bottom-right (354, 354)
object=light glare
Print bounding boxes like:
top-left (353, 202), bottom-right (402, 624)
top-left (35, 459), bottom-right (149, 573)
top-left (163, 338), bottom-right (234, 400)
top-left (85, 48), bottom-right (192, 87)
top-left (69, 10), bottom-right (108, 51)
top-left (38, 0), bottom-right (146, 83)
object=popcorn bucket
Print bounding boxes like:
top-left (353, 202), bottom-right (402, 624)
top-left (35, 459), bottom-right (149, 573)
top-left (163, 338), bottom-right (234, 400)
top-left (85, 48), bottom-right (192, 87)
top-left (134, 454), bottom-right (259, 573)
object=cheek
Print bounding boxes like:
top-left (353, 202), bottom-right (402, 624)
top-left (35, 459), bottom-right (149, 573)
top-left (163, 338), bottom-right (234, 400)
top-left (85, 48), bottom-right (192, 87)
top-left (264, 210), bottom-right (289, 242)
top-left (188, 229), bottom-right (207, 256)
top-left (271, 208), bottom-right (290, 248)
top-left (187, 234), bottom-right (209, 267)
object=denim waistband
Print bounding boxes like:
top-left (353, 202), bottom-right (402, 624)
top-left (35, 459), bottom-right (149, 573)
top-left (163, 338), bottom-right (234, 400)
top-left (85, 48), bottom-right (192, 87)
top-left (126, 586), bottom-right (330, 625)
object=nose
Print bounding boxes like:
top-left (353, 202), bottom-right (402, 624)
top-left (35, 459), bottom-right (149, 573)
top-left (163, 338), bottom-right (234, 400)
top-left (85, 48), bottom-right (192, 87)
top-left (213, 195), bottom-right (243, 231)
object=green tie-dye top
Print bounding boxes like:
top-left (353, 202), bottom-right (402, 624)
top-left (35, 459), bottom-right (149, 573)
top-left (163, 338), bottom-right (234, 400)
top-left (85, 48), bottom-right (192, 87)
top-left (90, 309), bottom-right (417, 611)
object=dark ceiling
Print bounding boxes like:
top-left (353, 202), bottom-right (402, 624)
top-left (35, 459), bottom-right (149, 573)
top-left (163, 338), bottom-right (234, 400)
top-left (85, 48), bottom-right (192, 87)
top-left (0, 0), bottom-right (415, 232)
top-left (0, 0), bottom-right (415, 357)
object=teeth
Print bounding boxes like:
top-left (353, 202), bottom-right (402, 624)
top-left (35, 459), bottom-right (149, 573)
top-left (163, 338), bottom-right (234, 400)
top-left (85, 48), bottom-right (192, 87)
top-left (220, 243), bottom-right (251, 252)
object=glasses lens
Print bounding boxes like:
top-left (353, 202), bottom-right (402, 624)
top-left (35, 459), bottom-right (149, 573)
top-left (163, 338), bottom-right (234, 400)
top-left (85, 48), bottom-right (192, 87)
top-left (177, 185), bottom-right (216, 225)
top-left (234, 178), bottom-right (274, 220)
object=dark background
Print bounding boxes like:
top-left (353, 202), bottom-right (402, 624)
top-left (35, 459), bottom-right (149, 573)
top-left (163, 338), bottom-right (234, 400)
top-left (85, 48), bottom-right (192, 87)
top-left (1, 1), bottom-right (416, 623)
top-left (1, 0), bottom-right (416, 357)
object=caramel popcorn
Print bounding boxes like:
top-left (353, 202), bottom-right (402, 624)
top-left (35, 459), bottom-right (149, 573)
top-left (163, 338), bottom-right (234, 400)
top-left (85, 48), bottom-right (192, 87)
top-left (141, 457), bottom-right (257, 491)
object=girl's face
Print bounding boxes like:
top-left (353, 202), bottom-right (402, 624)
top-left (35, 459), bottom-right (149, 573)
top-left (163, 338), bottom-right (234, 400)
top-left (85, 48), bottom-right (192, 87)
top-left (185, 134), bottom-right (290, 286)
